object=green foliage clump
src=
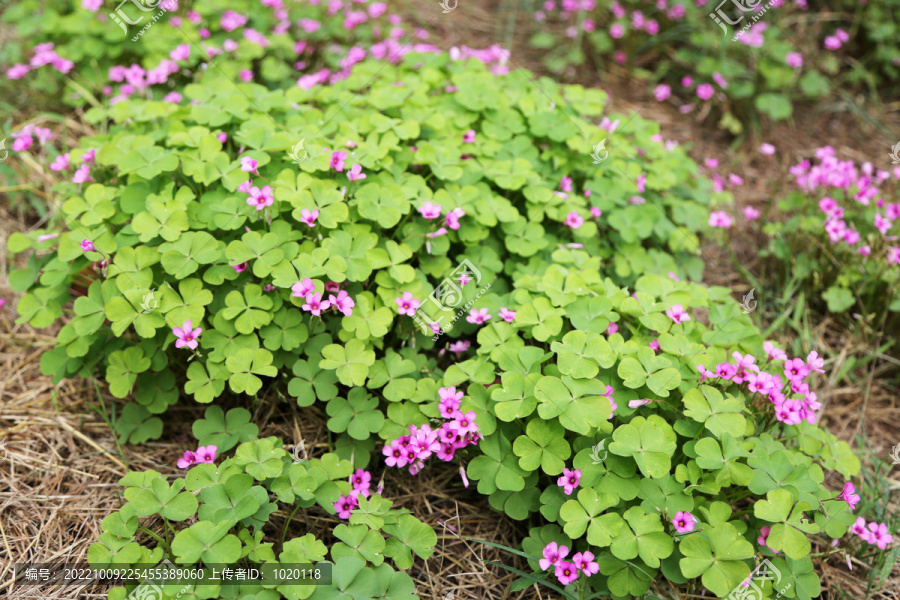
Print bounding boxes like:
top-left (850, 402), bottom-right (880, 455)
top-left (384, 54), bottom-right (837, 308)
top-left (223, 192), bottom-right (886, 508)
top-left (92, 431), bottom-right (430, 600)
top-left (8, 46), bottom-right (869, 599)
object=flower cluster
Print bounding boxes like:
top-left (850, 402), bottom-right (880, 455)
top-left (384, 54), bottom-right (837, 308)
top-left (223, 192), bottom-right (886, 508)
top-left (538, 542), bottom-right (599, 585)
top-left (5, 42), bottom-right (73, 79)
top-left (332, 468), bottom-right (375, 519)
top-left (416, 201), bottom-right (468, 241)
top-left (792, 147), bottom-right (899, 262)
top-left (291, 278), bottom-right (355, 317)
top-left (176, 445), bottom-right (217, 469)
top-left (850, 517), bottom-right (894, 550)
top-left (698, 346), bottom-right (823, 426)
top-left (382, 387), bottom-right (480, 476)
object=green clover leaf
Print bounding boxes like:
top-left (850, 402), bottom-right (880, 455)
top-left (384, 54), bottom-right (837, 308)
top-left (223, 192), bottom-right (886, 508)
top-left (679, 523), bottom-right (753, 597)
top-left (558, 487), bottom-right (623, 546)
top-left (753, 489), bottom-right (820, 559)
top-left (192, 406), bottom-right (259, 452)
top-left (319, 340), bottom-right (376, 387)
top-left (512, 418), bottom-right (571, 475)
top-left (609, 415), bottom-right (677, 478)
top-left (226, 348), bottom-right (278, 395)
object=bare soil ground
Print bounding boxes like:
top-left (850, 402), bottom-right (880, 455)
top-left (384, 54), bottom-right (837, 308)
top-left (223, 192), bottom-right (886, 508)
top-left (3, 2), bottom-right (900, 598)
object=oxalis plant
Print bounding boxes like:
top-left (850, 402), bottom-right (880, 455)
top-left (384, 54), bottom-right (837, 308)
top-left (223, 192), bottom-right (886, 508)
top-left (8, 52), bottom-right (882, 599)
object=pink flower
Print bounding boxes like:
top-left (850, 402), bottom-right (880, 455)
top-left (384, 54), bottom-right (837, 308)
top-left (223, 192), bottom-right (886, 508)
top-left (806, 351), bottom-right (825, 373)
top-left (418, 201), bottom-right (442, 219)
top-left (328, 290), bottom-right (355, 317)
top-left (196, 445), bottom-right (217, 463)
top-left (784, 357), bottom-right (810, 381)
top-left (636, 174), bottom-right (647, 193)
top-left (867, 522), bottom-right (893, 549)
top-left (466, 308), bottom-right (491, 324)
top-left (396, 292), bottom-right (421, 316)
top-left (557, 467), bottom-right (581, 495)
top-left (240, 156), bottom-right (258, 173)
top-left (233, 262), bottom-right (248, 273)
top-left (824, 36), bottom-right (841, 50)
top-left (291, 278), bottom-right (316, 298)
top-left (247, 185), bottom-right (274, 210)
top-left (6, 64), bottom-right (29, 79)
top-left (164, 92), bottom-right (182, 103)
top-left (445, 207), bottom-right (465, 230)
top-left (463, 129), bottom-right (476, 143)
top-left (840, 482), bottom-right (860, 510)
top-left (850, 517), bottom-right (871, 541)
top-left (743, 206), bottom-right (760, 221)
top-left (606, 322), bottom-right (618, 335)
top-left (565, 211), bottom-right (584, 229)
top-left (654, 84), bottom-right (671, 102)
top-left (170, 44), bottom-right (190, 61)
top-left (50, 153), bottom-right (70, 172)
top-left (80, 239), bottom-right (95, 252)
top-left (672, 511), bottom-right (696, 533)
top-left (610, 23), bottom-right (624, 38)
top-left (351, 469), bottom-right (371, 496)
top-left (333, 493), bottom-right (359, 519)
top-left (786, 52), bottom-right (803, 68)
top-left (302, 292), bottom-right (331, 316)
top-left (759, 143), bottom-right (776, 156)
top-left (173, 320), bottom-right (202, 349)
top-left (649, 339), bottom-right (660, 351)
top-left (709, 210), bottom-right (733, 228)
top-left (554, 561), bottom-right (579, 585)
top-left (325, 282), bottom-right (341, 293)
top-left (299, 208), bottom-right (319, 227)
top-left (696, 83), bottom-right (715, 100)
top-left (383, 440), bottom-right (408, 468)
top-left (448, 340), bottom-right (471, 354)
top-left (347, 164), bottom-right (366, 181)
top-left (330, 150), bottom-right (348, 172)
top-left (449, 410), bottom-right (478, 436)
top-left (11, 134), bottom-right (32, 153)
top-left (590, 207), bottom-right (602, 218)
top-left (666, 304), bottom-right (691, 324)
top-left (764, 341), bottom-right (787, 361)
top-left (498, 307), bottom-right (516, 323)
top-left (560, 176), bottom-right (573, 193)
top-left (221, 10), bottom-right (248, 32)
top-left (177, 451), bottom-right (198, 469)
top-left (572, 551), bottom-right (599, 576)
top-left (539, 542), bottom-right (568, 571)
top-left (217, 132), bottom-right (228, 143)
top-left (712, 72), bottom-right (728, 89)
top-left (757, 526), bottom-right (779, 553)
